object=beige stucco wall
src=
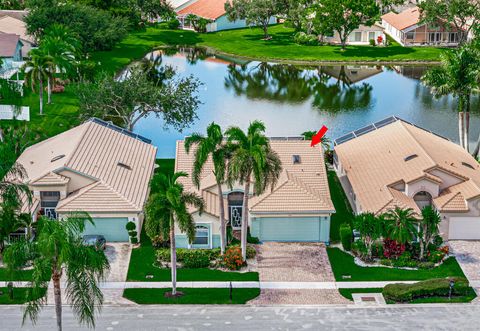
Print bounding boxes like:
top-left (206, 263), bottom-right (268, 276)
top-left (429, 169), bottom-right (463, 191)
top-left (58, 169), bottom-right (96, 194)
top-left (174, 211), bottom-right (220, 235)
top-left (439, 197), bottom-right (480, 239)
top-left (405, 179), bottom-right (439, 198)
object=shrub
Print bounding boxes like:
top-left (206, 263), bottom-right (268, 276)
top-left (369, 39), bottom-right (376, 46)
top-left (383, 277), bottom-right (470, 302)
top-left (417, 261), bottom-right (435, 269)
top-left (351, 240), bottom-right (367, 257)
top-left (183, 251), bottom-right (211, 268)
top-left (128, 231), bottom-right (137, 238)
top-left (151, 235), bottom-right (169, 248)
top-left (339, 223), bottom-right (353, 251)
top-left (406, 242), bottom-right (420, 259)
top-left (293, 32), bottom-right (319, 46)
top-left (433, 235), bottom-right (444, 248)
top-left (428, 250), bottom-right (445, 263)
top-left (222, 246), bottom-right (245, 270)
top-left (126, 222), bottom-right (136, 231)
top-left (156, 248), bottom-right (220, 264)
top-left (371, 242), bottom-right (383, 259)
top-left (130, 237), bottom-right (138, 244)
top-left (383, 239), bottom-right (405, 259)
top-left (247, 245), bottom-right (257, 259)
top-left (247, 227), bottom-right (260, 244)
top-left (168, 19), bottom-right (180, 30)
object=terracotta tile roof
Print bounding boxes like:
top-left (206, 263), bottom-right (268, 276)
top-left (177, 0), bottom-right (228, 20)
top-left (176, 139), bottom-right (335, 217)
top-left (334, 118), bottom-right (480, 214)
top-left (17, 119), bottom-right (157, 213)
top-left (381, 6), bottom-right (421, 31)
top-left (378, 188), bottom-right (421, 217)
top-left (0, 33), bottom-right (21, 57)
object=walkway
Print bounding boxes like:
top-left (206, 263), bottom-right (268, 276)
top-left (449, 241), bottom-right (480, 288)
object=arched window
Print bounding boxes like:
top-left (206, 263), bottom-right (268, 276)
top-left (413, 191), bottom-right (432, 209)
top-left (193, 225), bottom-right (209, 245)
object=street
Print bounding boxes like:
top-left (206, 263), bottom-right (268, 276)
top-left (0, 304), bottom-right (479, 330)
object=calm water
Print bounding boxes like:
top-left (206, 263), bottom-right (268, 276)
top-left (134, 48), bottom-right (480, 158)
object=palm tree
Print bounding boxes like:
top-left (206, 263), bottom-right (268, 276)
top-left (40, 24), bottom-right (79, 104)
top-left (145, 172), bottom-right (204, 296)
top-left (225, 121), bottom-right (282, 260)
top-left (184, 122), bottom-right (229, 254)
top-left (422, 44), bottom-right (480, 152)
top-left (3, 213), bottom-right (110, 331)
top-left (419, 206), bottom-right (441, 260)
top-left (384, 207), bottom-right (418, 244)
top-left (22, 49), bottom-right (54, 115)
top-left (353, 212), bottom-right (384, 261)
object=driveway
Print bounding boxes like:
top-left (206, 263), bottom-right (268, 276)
top-left (449, 241), bottom-right (480, 284)
top-left (105, 243), bottom-right (132, 282)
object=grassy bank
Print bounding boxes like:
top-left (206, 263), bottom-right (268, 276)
top-left (123, 288), bottom-right (260, 304)
top-left (328, 248), bottom-right (466, 282)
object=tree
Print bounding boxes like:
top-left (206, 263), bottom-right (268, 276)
top-left (136, 0), bottom-right (173, 21)
top-left (419, 0), bottom-right (480, 45)
top-left (311, 0), bottom-right (380, 49)
top-left (419, 206), bottom-right (441, 260)
top-left (40, 24), bottom-right (80, 104)
top-left (185, 123), bottom-right (229, 255)
top-left (225, 121), bottom-right (282, 260)
top-left (3, 214), bottom-right (110, 331)
top-left (422, 44), bottom-right (480, 153)
top-left (185, 14), bottom-right (212, 33)
top-left (383, 207), bottom-right (418, 244)
top-left (144, 172), bottom-right (204, 296)
top-left (378, 0), bottom-right (407, 13)
top-left (353, 212), bottom-right (383, 260)
top-left (77, 67), bottom-right (201, 131)
top-left (22, 48), bottom-right (54, 115)
top-left (225, 0), bottom-right (281, 39)
top-left (301, 131), bottom-right (331, 151)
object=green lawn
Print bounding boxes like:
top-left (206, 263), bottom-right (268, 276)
top-left (123, 287), bottom-right (260, 304)
top-left (0, 287), bottom-right (46, 304)
top-left (328, 171), bottom-right (355, 241)
top-left (338, 288), bottom-right (383, 301)
top-left (0, 268), bottom-right (35, 282)
top-left (328, 247), bottom-right (466, 282)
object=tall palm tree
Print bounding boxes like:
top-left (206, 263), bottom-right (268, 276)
top-left (145, 172), bottom-right (204, 296)
top-left (384, 207), bottom-right (418, 244)
top-left (225, 121), bottom-right (282, 260)
top-left (3, 213), bottom-right (110, 331)
top-left (422, 44), bottom-right (480, 152)
top-left (419, 206), bottom-right (441, 260)
top-left (40, 24), bottom-right (79, 104)
top-left (22, 49), bottom-right (54, 115)
top-left (184, 122), bottom-right (229, 254)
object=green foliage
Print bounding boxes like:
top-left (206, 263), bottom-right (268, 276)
top-left (353, 212), bottom-right (383, 259)
top-left (293, 32), bottom-right (319, 46)
top-left (130, 237), bottom-right (139, 244)
top-left (247, 228), bottom-right (260, 244)
top-left (156, 248), bottom-right (220, 263)
top-left (222, 246), bottom-right (245, 270)
top-left (419, 206), bottom-right (441, 260)
top-left (167, 18), bottom-right (180, 30)
top-left (383, 207), bottom-right (418, 244)
top-left (369, 38), bottom-right (376, 46)
top-left (383, 277), bottom-right (470, 302)
top-left (185, 14), bottom-right (212, 33)
top-left (126, 221), bottom-right (136, 231)
top-left (183, 251), bottom-right (211, 268)
top-left (339, 223), bottom-right (352, 251)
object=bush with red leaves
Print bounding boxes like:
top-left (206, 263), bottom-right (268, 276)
top-left (383, 239), bottom-right (405, 259)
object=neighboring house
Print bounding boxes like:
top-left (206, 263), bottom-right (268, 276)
top-left (15, 118), bottom-right (157, 242)
top-left (174, 138), bottom-right (335, 248)
top-left (324, 24), bottom-right (386, 46)
top-left (0, 15), bottom-right (36, 56)
top-left (321, 65), bottom-right (383, 84)
top-left (169, 0), bottom-right (196, 11)
top-left (0, 34), bottom-right (23, 66)
top-left (381, 6), bottom-right (462, 46)
top-left (333, 116), bottom-right (480, 240)
top-left (176, 0), bottom-right (276, 32)
top-left (0, 9), bottom-right (28, 21)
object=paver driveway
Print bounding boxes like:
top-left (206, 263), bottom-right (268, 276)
top-left (449, 241), bottom-right (480, 283)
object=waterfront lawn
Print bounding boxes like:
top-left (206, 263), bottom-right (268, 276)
top-left (328, 248), bottom-right (466, 282)
top-left (123, 288), bottom-right (260, 304)
top-left (328, 171), bottom-right (355, 242)
top-left (338, 288), bottom-right (383, 301)
top-left (0, 287), bottom-right (46, 304)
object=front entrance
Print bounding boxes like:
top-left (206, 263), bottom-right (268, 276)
top-left (413, 191), bottom-right (432, 210)
top-left (228, 192), bottom-right (244, 230)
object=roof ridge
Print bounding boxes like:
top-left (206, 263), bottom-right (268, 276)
top-left (102, 181), bottom-right (140, 209)
top-left (440, 191), bottom-right (464, 209)
top-left (398, 121), bottom-right (437, 169)
top-left (288, 172), bottom-right (326, 204)
top-left (249, 170), bottom-right (291, 210)
top-left (56, 181), bottom-right (100, 209)
top-left (63, 121), bottom-right (92, 169)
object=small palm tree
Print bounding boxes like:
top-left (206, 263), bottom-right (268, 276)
top-left (22, 49), bottom-right (54, 115)
top-left (353, 212), bottom-right (383, 260)
top-left (145, 172), bottom-right (204, 296)
top-left (185, 122), bottom-right (229, 254)
top-left (419, 206), bottom-right (441, 260)
top-left (3, 213), bottom-right (110, 331)
top-left (422, 44), bottom-right (480, 152)
top-left (384, 207), bottom-right (418, 244)
top-left (225, 121), bottom-right (282, 260)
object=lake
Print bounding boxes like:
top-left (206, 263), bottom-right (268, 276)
top-left (134, 48), bottom-right (480, 158)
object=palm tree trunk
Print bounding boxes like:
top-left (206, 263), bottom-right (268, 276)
top-left (459, 111), bottom-right (465, 149)
top-left (217, 182), bottom-right (226, 255)
top-left (465, 96), bottom-right (470, 152)
top-left (170, 216), bottom-right (177, 296)
top-left (39, 74), bottom-right (44, 116)
top-left (47, 77), bottom-right (52, 105)
top-left (241, 180), bottom-right (250, 261)
top-left (52, 271), bottom-right (62, 331)
top-left (419, 240), bottom-right (425, 261)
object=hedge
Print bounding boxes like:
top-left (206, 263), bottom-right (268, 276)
top-left (339, 223), bottom-right (352, 251)
top-left (383, 277), bottom-right (470, 302)
top-left (156, 248), bottom-right (221, 264)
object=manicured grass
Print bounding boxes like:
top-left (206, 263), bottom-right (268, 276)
top-left (156, 158), bottom-right (175, 176)
top-left (0, 287), bottom-right (46, 304)
top-left (338, 288), bottom-right (383, 301)
top-left (328, 171), bottom-right (355, 242)
top-left (328, 247), bottom-right (466, 282)
top-left (123, 287), bottom-right (260, 304)
top-left (0, 268), bottom-right (34, 282)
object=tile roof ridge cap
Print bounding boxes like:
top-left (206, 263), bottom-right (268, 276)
top-left (249, 174), bottom-right (292, 210)
top-left (102, 181), bottom-right (140, 209)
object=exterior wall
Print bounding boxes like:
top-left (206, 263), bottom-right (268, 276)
top-left (174, 211), bottom-right (221, 248)
top-left (428, 169), bottom-right (463, 191)
top-left (405, 179), bottom-right (439, 198)
top-left (333, 158), bottom-right (361, 214)
top-left (439, 197), bottom-right (480, 239)
top-left (382, 19), bottom-right (460, 46)
top-left (58, 169), bottom-right (96, 194)
top-left (180, 14), bottom-right (276, 33)
top-left (326, 26), bottom-right (385, 45)
top-left (31, 184), bottom-right (68, 199)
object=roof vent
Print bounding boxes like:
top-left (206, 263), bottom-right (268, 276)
top-left (292, 155), bottom-right (301, 164)
top-left (51, 154), bottom-right (65, 162)
top-left (117, 162), bottom-right (132, 170)
top-left (404, 154), bottom-right (418, 162)
top-left (461, 162), bottom-right (475, 170)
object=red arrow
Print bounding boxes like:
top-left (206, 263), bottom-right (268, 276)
top-left (311, 125), bottom-right (328, 147)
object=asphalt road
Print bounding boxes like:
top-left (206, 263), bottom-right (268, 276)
top-left (0, 304), bottom-right (479, 330)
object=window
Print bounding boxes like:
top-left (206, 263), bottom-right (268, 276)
top-left (406, 31), bottom-right (415, 40)
top-left (368, 32), bottom-right (376, 41)
top-left (292, 155), bottom-right (301, 164)
top-left (193, 225), bottom-right (209, 245)
top-left (449, 32), bottom-right (458, 43)
top-left (404, 154), bottom-right (418, 162)
top-left (354, 32), bottom-right (362, 42)
top-left (429, 32), bottom-right (441, 43)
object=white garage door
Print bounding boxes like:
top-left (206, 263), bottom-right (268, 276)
top-left (449, 217), bottom-right (480, 240)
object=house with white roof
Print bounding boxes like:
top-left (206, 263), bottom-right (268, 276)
top-left (334, 116), bottom-right (480, 240)
top-left (15, 118), bottom-right (157, 242)
top-left (174, 138), bottom-right (335, 248)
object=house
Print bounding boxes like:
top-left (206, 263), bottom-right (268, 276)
top-left (381, 6), bottom-right (462, 46)
top-left (333, 116), bottom-right (480, 240)
top-left (0, 34), bottom-right (23, 65)
top-left (324, 24), bottom-right (386, 46)
top-left (321, 65), bottom-right (383, 84)
top-left (174, 138), bottom-right (335, 248)
top-left (176, 0), bottom-right (276, 32)
top-left (15, 118), bottom-right (157, 242)
top-left (0, 14), bottom-right (36, 56)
